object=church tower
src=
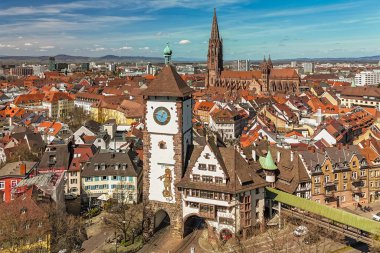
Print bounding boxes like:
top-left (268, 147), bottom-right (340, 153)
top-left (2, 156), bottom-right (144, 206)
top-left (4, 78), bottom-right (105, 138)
top-left (206, 8), bottom-right (223, 87)
top-left (260, 56), bottom-right (271, 93)
top-left (142, 45), bottom-right (193, 238)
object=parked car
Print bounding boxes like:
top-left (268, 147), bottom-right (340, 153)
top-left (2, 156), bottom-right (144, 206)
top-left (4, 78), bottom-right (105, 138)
top-left (372, 212), bottom-right (380, 221)
top-left (303, 234), bottom-right (320, 245)
top-left (293, 225), bottom-right (308, 236)
top-left (64, 193), bottom-right (77, 200)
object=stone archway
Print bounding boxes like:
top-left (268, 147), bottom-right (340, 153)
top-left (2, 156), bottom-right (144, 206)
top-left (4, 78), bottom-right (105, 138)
top-left (183, 214), bottom-right (206, 237)
top-left (154, 209), bottom-right (170, 232)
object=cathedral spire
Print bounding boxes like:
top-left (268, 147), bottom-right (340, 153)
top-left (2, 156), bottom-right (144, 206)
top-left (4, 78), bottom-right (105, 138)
top-left (211, 8), bottom-right (220, 40)
top-left (268, 54), bottom-right (273, 69)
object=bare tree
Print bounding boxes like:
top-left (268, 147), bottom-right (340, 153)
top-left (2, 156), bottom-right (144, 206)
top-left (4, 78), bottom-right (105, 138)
top-left (46, 204), bottom-right (87, 253)
top-left (105, 179), bottom-right (143, 244)
top-left (60, 106), bottom-right (91, 132)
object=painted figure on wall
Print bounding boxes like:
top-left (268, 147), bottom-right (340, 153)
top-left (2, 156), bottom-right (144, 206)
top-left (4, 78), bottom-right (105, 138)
top-left (158, 168), bottom-right (173, 200)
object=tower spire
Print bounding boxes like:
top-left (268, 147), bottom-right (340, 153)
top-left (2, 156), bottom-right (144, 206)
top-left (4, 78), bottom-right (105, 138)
top-left (211, 8), bottom-right (220, 40)
top-left (163, 43), bottom-right (172, 65)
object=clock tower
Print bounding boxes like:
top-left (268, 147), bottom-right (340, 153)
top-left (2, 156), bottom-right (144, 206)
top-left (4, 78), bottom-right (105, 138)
top-left (142, 45), bottom-right (193, 237)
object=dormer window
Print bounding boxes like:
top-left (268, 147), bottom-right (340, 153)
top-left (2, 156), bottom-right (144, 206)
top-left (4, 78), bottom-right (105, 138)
top-left (20, 207), bottom-right (27, 214)
top-left (204, 153), bottom-right (210, 159)
top-left (198, 164), bottom-right (206, 170)
top-left (115, 163), bottom-right (119, 170)
top-left (158, 141), bottom-right (167, 149)
top-left (49, 155), bottom-right (56, 165)
top-left (94, 163), bottom-right (99, 170)
top-left (208, 165), bottom-right (216, 172)
top-left (122, 164), bottom-right (127, 170)
top-left (101, 163), bottom-right (106, 170)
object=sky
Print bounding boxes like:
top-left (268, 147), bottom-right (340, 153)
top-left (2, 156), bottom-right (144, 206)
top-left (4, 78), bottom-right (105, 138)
top-left (0, 0), bottom-right (379, 60)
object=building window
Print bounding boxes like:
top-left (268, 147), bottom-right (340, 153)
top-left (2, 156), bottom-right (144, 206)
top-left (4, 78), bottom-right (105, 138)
top-left (198, 164), bottom-right (206, 170)
top-left (341, 196), bottom-right (346, 202)
top-left (352, 172), bottom-right (357, 179)
top-left (102, 176), bottom-right (108, 180)
top-left (314, 176), bottom-right (320, 183)
top-left (192, 174), bottom-right (200, 182)
top-left (188, 202), bottom-right (199, 208)
top-left (208, 165), bottom-right (216, 171)
top-left (343, 183), bottom-right (347, 190)
top-left (215, 177), bottom-right (223, 184)
top-left (158, 141), bottom-right (167, 149)
top-left (219, 217), bottom-right (234, 225)
top-left (343, 172), bottom-right (348, 180)
top-left (202, 176), bottom-right (213, 183)
top-left (334, 174), bottom-right (338, 181)
top-left (204, 153), bottom-right (210, 159)
top-left (217, 206), bottom-right (227, 213)
top-left (360, 170), bottom-right (366, 177)
top-left (0, 181), bottom-right (4, 189)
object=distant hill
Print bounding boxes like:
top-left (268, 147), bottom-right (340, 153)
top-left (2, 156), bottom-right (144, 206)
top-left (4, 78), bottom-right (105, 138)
top-left (0, 54), bottom-right (164, 64)
top-left (0, 54), bottom-right (379, 65)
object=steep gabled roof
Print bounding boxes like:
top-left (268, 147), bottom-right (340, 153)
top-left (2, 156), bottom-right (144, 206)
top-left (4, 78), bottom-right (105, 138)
top-left (142, 65), bottom-right (193, 97)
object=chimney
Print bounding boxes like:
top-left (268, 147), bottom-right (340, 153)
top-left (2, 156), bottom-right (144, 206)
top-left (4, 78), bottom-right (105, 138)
top-left (252, 149), bottom-right (256, 161)
top-left (20, 163), bottom-right (26, 176)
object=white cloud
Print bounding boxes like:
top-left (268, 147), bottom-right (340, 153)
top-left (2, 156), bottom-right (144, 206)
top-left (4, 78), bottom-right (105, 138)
top-left (24, 42), bottom-right (32, 46)
top-left (139, 46), bottom-right (150, 50)
top-left (39, 49), bottom-right (47, 52)
top-left (179, 39), bottom-right (191, 45)
top-left (90, 47), bottom-right (106, 51)
top-left (119, 46), bottom-right (133, 50)
top-left (0, 44), bottom-right (15, 48)
top-left (39, 45), bottom-right (55, 49)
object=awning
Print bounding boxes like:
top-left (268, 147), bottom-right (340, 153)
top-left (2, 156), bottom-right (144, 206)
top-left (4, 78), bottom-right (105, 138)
top-left (97, 194), bottom-right (110, 201)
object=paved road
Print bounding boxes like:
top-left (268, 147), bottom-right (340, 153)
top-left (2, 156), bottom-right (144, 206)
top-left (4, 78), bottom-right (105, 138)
top-left (139, 226), bottom-right (171, 253)
top-left (82, 228), bottom-right (113, 253)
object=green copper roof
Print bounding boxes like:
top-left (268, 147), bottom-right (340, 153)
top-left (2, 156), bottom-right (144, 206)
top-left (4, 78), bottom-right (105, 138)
top-left (259, 150), bottom-right (277, 171)
top-left (266, 187), bottom-right (380, 236)
top-left (163, 43), bottom-right (172, 55)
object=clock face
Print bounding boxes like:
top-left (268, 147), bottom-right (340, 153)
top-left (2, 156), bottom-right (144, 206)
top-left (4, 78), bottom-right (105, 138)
top-left (153, 107), bottom-right (171, 125)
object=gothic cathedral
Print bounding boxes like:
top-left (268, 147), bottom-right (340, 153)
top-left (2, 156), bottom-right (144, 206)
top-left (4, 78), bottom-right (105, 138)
top-left (206, 9), bottom-right (301, 94)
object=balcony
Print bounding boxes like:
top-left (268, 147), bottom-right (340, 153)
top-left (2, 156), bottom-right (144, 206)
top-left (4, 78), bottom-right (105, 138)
top-left (323, 181), bottom-right (336, 189)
